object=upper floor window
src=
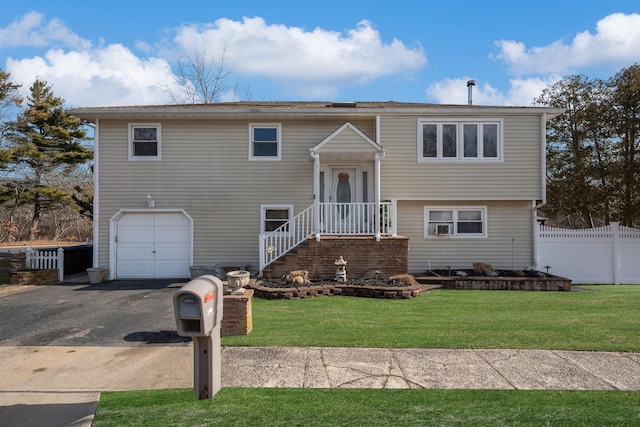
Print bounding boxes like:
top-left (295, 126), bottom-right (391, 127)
top-left (129, 123), bottom-right (161, 161)
top-left (418, 119), bottom-right (502, 161)
top-left (250, 124), bottom-right (281, 160)
top-left (424, 206), bottom-right (487, 238)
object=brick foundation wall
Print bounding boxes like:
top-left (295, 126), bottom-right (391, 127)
top-left (222, 289), bottom-right (253, 336)
top-left (266, 236), bottom-right (409, 279)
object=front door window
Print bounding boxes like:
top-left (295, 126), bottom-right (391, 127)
top-left (336, 172), bottom-right (352, 218)
top-left (330, 168), bottom-right (358, 230)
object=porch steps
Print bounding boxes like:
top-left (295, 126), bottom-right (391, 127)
top-left (262, 243), bottom-right (304, 279)
top-left (261, 235), bottom-right (409, 280)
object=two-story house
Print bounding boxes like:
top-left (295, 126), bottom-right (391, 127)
top-left (69, 101), bottom-right (563, 280)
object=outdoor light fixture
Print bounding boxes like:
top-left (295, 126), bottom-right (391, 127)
top-left (146, 194), bottom-right (155, 208)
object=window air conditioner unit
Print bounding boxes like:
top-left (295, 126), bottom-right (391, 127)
top-left (435, 224), bottom-right (451, 235)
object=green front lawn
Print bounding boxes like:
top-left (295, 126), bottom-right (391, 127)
top-left (95, 286), bottom-right (640, 426)
top-left (94, 388), bottom-right (640, 426)
top-left (223, 285), bottom-right (640, 351)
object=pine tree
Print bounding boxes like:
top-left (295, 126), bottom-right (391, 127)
top-left (4, 78), bottom-right (92, 240)
top-left (0, 67), bottom-right (23, 169)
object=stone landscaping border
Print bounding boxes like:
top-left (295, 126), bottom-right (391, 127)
top-left (9, 269), bottom-right (58, 285)
top-left (249, 273), bottom-right (572, 299)
top-left (249, 282), bottom-right (423, 300)
top-left (416, 275), bottom-right (572, 291)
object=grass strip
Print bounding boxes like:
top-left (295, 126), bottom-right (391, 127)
top-left (94, 388), bottom-right (640, 426)
top-left (222, 285), bottom-right (640, 351)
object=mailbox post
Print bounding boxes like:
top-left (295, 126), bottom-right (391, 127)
top-left (173, 275), bottom-right (224, 400)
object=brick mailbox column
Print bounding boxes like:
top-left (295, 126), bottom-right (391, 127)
top-left (222, 289), bottom-right (254, 336)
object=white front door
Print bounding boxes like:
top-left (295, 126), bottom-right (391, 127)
top-left (116, 212), bottom-right (191, 279)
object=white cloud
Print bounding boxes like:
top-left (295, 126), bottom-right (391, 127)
top-left (7, 45), bottom-right (173, 106)
top-left (3, 14), bottom-right (427, 105)
top-left (174, 17), bottom-right (426, 96)
top-left (494, 13), bottom-right (640, 75)
top-left (0, 11), bottom-right (90, 50)
top-left (426, 76), bottom-right (560, 106)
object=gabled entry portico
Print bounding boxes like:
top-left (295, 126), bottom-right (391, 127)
top-left (259, 122), bottom-right (392, 274)
top-left (310, 122), bottom-right (388, 239)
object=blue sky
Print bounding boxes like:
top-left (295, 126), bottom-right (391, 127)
top-left (1, 1), bottom-right (639, 107)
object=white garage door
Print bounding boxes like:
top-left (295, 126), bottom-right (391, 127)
top-left (116, 212), bottom-right (191, 279)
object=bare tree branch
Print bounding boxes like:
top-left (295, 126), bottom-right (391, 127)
top-left (164, 41), bottom-right (250, 104)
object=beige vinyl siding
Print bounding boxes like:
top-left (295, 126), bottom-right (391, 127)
top-left (96, 119), bottom-right (375, 272)
top-left (397, 200), bottom-right (534, 273)
top-left (379, 114), bottom-right (543, 200)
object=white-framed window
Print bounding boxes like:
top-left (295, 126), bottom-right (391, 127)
top-left (129, 123), bottom-right (162, 161)
top-left (418, 119), bottom-right (502, 161)
top-left (260, 204), bottom-right (293, 234)
top-left (129, 123), bottom-right (161, 161)
top-left (250, 124), bottom-right (281, 160)
top-left (424, 206), bottom-right (487, 238)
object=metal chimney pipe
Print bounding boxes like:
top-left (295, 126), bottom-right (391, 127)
top-left (467, 80), bottom-right (476, 105)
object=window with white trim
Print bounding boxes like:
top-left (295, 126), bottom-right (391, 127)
top-left (261, 205), bottom-right (293, 234)
top-left (424, 206), bottom-right (487, 237)
top-left (418, 119), bottom-right (502, 161)
top-left (250, 124), bottom-right (281, 160)
top-left (129, 123), bottom-right (161, 160)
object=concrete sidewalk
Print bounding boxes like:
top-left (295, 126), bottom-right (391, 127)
top-left (1, 345), bottom-right (639, 426)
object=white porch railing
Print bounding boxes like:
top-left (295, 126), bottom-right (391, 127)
top-left (259, 202), bottom-right (393, 272)
top-left (25, 247), bottom-right (65, 282)
top-left (260, 205), bottom-right (314, 273)
top-left (319, 202), bottom-right (392, 235)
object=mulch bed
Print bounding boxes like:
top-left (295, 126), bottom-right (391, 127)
top-left (248, 268), bottom-right (572, 299)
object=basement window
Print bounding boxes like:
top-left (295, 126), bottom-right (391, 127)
top-left (424, 206), bottom-right (487, 238)
top-left (261, 205), bottom-right (293, 234)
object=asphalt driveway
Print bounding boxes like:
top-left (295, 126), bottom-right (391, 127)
top-left (0, 279), bottom-right (192, 346)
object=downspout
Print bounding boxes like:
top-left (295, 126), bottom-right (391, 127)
top-left (92, 119), bottom-right (100, 269)
top-left (310, 149), bottom-right (321, 241)
top-left (540, 113), bottom-right (548, 207)
top-left (533, 113), bottom-right (548, 268)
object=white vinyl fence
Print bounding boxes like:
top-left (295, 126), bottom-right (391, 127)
top-left (25, 247), bottom-right (65, 282)
top-left (537, 222), bottom-right (640, 284)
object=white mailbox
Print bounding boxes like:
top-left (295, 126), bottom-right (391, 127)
top-left (173, 275), bottom-right (224, 399)
top-left (174, 276), bottom-right (222, 336)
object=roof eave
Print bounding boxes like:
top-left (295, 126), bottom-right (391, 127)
top-left (67, 104), bottom-right (566, 123)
